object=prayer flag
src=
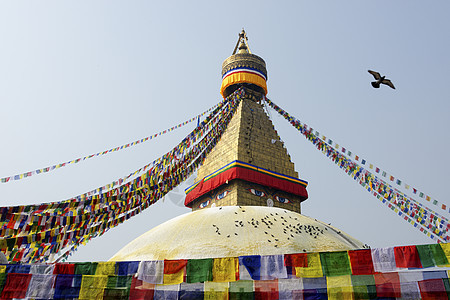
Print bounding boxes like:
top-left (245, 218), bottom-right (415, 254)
top-left (438, 244), bottom-right (450, 266)
top-left (419, 278), bottom-right (448, 299)
top-left (254, 280), bottom-right (279, 299)
top-left (178, 282), bottom-right (204, 299)
top-left (295, 253), bottom-right (323, 278)
top-left (327, 275), bottom-right (354, 300)
top-left (351, 274), bottom-right (377, 299)
top-left (95, 261), bottom-right (116, 275)
top-left (416, 244), bottom-right (437, 268)
top-left (239, 255), bottom-right (261, 280)
top-left (348, 249), bottom-right (375, 275)
top-left (320, 251), bottom-right (352, 276)
top-left (284, 253), bottom-right (308, 268)
top-left (229, 280), bottom-right (254, 299)
top-left (53, 263), bottom-right (75, 275)
top-left (163, 259), bottom-right (187, 285)
top-left (394, 245), bottom-right (423, 268)
top-left (302, 277), bottom-right (327, 297)
top-left (371, 247), bottom-right (398, 272)
top-left (374, 272), bottom-right (401, 298)
top-left (205, 281), bottom-right (229, 300)
top-left (260, 255), bottom-right (287, 280)
top-left (78, 275), bottom-right (108, 299)
top-left (213, 257), bottom-right (238, 282)
top-left (186, 258), bottom-right (213, 283)
top-left (116, 261), bottom-right (139, 276)
top-left (25, 274), bottom-right (56, 299)
top-left (1, 273), bottom-right (32, 299)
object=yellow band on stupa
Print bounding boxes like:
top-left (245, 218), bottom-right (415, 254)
top-left (220, 70), bottom-right (268, 98)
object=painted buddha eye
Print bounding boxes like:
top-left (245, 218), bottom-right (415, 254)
top-left (216, 190), bottom-right (230, 200)
top-left (275, 196), bottom-right (291, 203)
top-left (249, 188), bottom-right (266, 197)
top-left (199, 200), bottom-right (210, 208)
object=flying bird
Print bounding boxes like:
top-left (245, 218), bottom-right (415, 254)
top-left (368, 70), bottom-right (395, 89)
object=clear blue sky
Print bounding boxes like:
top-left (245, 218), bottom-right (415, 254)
top-left (1, 1), bottom-right (449, 262)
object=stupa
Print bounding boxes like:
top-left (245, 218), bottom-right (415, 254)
top-left (110, 30), bottom-right (365, 262)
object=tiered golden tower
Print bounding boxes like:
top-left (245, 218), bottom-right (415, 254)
top-left (185, 30), bottom-right (308, 213)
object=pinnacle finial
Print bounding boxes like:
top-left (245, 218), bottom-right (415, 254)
top-left (232, 28), bottom-right (252, 55)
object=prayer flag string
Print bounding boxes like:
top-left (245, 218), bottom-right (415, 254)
top-left (0, 89), bottom-right (245, 263)
top-left (265, 98), bottom-right (448, 215)
top-left (0, 103), bottom-right (220, 184)
top-left (1, 242), bottom-right (450, 299)
top-left (264, 96), bottom-right (449, 243)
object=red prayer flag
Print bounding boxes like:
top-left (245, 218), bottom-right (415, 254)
top-left (129, 277), bottom-right (155, 299)
top-left (418, 279), bottom-right (448, 300)
top-left (374, 273), bottom-right (401, 298)
top-left (348, 249), bottom-right (375, 275)
top-left (1, 273), bottom-right (32, 299)
top-left (254, 279), bottom-right (279, 300)
top-left (284, 253), bottom-right (307, 267)
top-left (53, 263), bottom-right (75, 274)
top-left (164, 259), bottom-right (188, 274)
top-left (394, 245), bottom-right (422, 268)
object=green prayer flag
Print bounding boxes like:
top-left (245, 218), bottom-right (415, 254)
top-left (229, 280), bottom-right (254, 300)
top-left (430, 244), bottom-right (449, 266)
top-left (0, 273), bottom-right (7, 291)
top-left (186, 258), bottom-right (213, 283)
top-left (6, 238), bottom-right (16, 251)
top-left (102, 275), bottom-right (132, 298)
top-left (103, 288), bottom-right (129, 299)
top-left (442, 278), bottom-right (450, 296)
top-left (116, 275), bottom-right (133, 288)
top-left (106, 276), bottom-right (118, 289)
top-left (351, 274), bottom-right (377, 299)
top-left (416, 244), bottom-right (435, 268)
top-left (75, 262), bottom-right (98, 275)
top-left (320, 251), bottom-right (351, 276)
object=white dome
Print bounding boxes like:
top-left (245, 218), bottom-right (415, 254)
top-left (110, 206), bottom-right (365, 261)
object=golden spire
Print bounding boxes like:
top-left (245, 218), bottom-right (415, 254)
top-left (232, 29), bottom-right (252, 54)
top-left (221, 29), bottom-right (268, 98)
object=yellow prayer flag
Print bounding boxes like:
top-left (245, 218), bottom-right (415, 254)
top-left (0, 265), bottom-right (6, 273)
top-left (369, 164), bottom-right (373, 169)
top-left (213, 257), bottom-right (238, 282)
top-left (95, 261), bottom-right (116, 275)
top-left (295, 252), bottom-right (323, 278)
top-left (205, 282), bottom-right (229, 300)
top-left (440, 244), bottom-right (450, 266)
top-left (78, 275), bottom-right (108, 299)
top-left (327, 275), bottom-right (354, 300)
top-left (163, 268), bottom-right (185, 285)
